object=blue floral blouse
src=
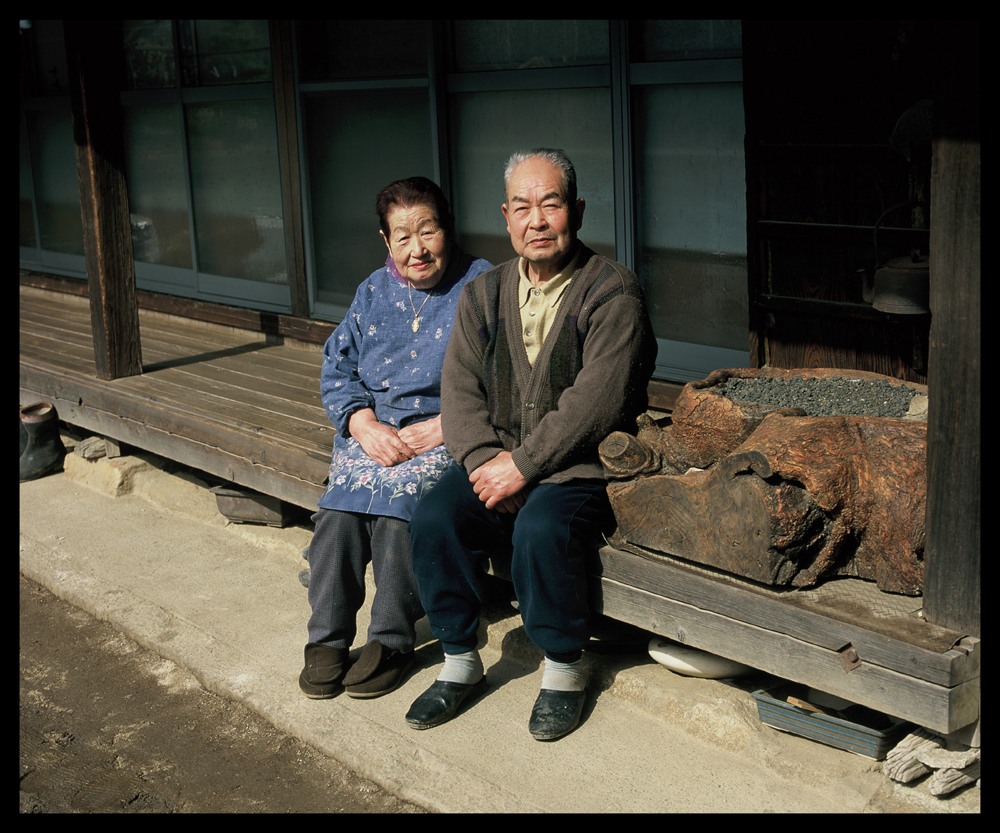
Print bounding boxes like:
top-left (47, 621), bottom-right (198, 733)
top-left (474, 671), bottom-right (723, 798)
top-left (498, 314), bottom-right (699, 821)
top-left (318, 249), bottom-right (492, 520)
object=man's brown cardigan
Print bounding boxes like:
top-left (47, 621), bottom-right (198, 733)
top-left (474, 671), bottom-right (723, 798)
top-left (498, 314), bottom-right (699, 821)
top-left (441, 244), bottom-right (657, 486)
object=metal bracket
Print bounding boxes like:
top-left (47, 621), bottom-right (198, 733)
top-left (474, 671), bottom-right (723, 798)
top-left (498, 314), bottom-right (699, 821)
top-left (840, 644), bottom-right (862, 672)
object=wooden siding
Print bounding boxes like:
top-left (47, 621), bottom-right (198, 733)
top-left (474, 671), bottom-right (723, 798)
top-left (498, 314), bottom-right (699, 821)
top-left (743, 21), bottom-right (935, 384)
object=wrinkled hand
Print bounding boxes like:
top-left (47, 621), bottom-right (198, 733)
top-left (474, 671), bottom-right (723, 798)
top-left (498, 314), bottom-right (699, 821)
top-left (397, 415), bottom-right (444, 456)
top-left (348, 408), bottom-right (416, 468)
top-left (469, 452), bottom-right (528, 513)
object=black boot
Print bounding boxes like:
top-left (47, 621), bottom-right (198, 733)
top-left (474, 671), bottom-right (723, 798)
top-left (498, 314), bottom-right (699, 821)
top-left (19, 402), bottom-right (66, 482)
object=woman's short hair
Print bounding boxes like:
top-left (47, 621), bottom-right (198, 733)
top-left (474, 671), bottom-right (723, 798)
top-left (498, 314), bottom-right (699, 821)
top-left (375, 177), bottom-right (455, 241)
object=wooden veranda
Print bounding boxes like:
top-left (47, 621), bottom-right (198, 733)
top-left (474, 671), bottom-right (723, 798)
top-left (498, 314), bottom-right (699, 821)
top-left (20, 280), bottom-right (978, 737)
top-left (20, 283), bottom-right (331, 510)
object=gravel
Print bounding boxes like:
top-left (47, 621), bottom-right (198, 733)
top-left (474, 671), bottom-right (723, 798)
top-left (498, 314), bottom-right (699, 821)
top-left (715, 376), bottom-right (918, 418)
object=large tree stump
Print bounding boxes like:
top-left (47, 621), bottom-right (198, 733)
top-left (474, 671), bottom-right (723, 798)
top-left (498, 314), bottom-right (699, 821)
top-left (601, 369), bottom-right (802, 478)
top-left (601, 368), bottom-right (928, 594)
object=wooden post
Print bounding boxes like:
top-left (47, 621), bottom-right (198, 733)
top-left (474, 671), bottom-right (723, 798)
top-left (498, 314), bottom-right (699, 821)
top-left (923, 22), bottom-right (980, 637)
top-left (269, 20), bottom-right (309, 320)
top-left (64, 20), bottom-right (142, 381)
top-left (923, 146), bottom-right (980, 634)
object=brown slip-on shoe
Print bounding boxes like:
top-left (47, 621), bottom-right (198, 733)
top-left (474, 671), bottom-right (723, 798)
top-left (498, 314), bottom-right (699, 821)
top-left (343, 640), bottom-right (416, 699)
top-left (298, 643), bottom-right (348, 699)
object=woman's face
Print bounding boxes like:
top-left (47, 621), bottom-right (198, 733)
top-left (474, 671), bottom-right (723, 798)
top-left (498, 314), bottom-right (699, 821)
top-left (380, 204), bottom-right (450, 289)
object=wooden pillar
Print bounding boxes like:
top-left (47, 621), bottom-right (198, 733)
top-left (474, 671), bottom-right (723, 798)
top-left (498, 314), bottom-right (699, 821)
top-left (923, 23), bottom-right (980, 637)
top-left (64, 20), bottom-right (142, 381)
top-left (269, 20), bottom-right (309, 320)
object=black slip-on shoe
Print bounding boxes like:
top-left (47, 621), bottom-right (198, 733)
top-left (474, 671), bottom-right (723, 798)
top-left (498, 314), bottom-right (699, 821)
top-left (528, 688), bottom-right (586, 741)
top-left (404, 677), bottom-right (488, 729)
top-left (298, 643), bottom-right (348, 699)
top-left (343, 640), bottom-right (416, 699)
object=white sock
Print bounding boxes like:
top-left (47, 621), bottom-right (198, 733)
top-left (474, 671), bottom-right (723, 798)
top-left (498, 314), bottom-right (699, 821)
top-left (541, 656), bottom-right (585, 692)
top-left (436, 649), bottom-right (484, 685)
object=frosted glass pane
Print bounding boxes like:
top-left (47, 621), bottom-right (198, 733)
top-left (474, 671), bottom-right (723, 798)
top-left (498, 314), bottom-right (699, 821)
top-left (450, 88), bottom-right (614, 267)
top-left (25, 103), bottom-right (84, 256)
top-left (452, 20), bottom-right (608, 71)
top-left (122, 103), bottom-right (192, 268)
top-left (634, 83), bottom-right (748, 350)
top-left (632, 20), bottom-right (742, 62)
top-left (186, 99), bottom-right (286, 283)
top-left (296, 20), bottom-right (428, 82)
top-left (303, 90), bottom-right (433, 307)
top-left (182, 20), bottom-right (272, 86)
top-left (123, 19), bottom-right (176, 89)
top-left (27, 20), bottom-right (70, 96)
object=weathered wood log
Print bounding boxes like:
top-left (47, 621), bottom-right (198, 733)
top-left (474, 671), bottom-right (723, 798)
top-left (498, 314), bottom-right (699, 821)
top-left (882, 727), bottom-right (943, 783)
top-left (917, 746), bottom-right (980, 771)
top-left (927, 760), bottom-right (981, 797)
top-left (601, 368), bottom-right (928, 594)
top-left (606, 451), bottom-right (812, 585)
top-left (602, 370), bottom-right (806, 479)
top-left (598, 415), bottom-right (667, 478)
top-left (883, 729), bottom-right (980, 796)
top-left (741, 413), bottom-right (926, 593)
top-left (668, 369), bottom-right (804, 470)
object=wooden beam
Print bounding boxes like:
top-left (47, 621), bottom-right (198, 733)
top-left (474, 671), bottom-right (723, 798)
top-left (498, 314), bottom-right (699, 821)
top-left (63, 20), bottom-right (142, 382)
top-left (592, 572), bottom-right (978, 734)
top-left (596, 545), bottom-right (966, 685)
top-left (646, 379), bottom-right (682, 413)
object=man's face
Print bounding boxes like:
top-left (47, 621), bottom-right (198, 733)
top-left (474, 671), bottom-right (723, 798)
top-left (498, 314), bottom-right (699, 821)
top-left (502, 157), bottom-right (584, 280)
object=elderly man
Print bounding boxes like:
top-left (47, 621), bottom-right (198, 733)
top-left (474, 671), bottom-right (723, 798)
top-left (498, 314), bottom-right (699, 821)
top-left (405, 149), bottom-right (656, 741)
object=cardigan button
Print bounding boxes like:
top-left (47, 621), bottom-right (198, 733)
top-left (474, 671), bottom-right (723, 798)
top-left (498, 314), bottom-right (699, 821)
top-left (525, 402), bottom-right (535, 410)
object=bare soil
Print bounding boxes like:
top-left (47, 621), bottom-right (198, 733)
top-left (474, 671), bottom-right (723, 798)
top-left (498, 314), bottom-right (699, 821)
top-left (19, 573), bottom-right (427, 814)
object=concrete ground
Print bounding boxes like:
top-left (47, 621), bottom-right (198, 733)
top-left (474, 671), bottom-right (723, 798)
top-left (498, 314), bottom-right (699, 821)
top-left (19, 430), bottom-right (980, 813)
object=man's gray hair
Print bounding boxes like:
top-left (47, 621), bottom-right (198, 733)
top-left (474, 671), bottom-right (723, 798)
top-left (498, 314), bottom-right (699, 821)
top-left (503, 148), bottom-right (578, 206)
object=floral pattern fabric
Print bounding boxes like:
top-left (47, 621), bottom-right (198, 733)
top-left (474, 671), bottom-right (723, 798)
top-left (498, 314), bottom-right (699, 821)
top-left (317, 250), bottom-right (492, 521)
top-left (323, 437), bottom-right (454, 516)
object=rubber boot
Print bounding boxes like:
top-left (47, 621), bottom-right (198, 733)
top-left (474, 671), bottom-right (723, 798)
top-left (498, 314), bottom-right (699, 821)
top-left (19, 402), bottom-right (66, 482)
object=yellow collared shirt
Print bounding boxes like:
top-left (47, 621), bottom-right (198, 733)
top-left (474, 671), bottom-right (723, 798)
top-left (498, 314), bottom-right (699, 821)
top-left (517, 249), bottom-right (580, 367)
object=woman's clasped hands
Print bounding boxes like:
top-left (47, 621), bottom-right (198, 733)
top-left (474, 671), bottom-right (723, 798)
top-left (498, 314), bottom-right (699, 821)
top-left (348, 408), bottom-right (443, 467)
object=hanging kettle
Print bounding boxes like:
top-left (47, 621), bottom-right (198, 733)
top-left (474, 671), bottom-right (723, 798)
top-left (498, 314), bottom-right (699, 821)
top-left (861, 197), bottom-right (931, 316)
top-left (867, 253), bottom-right (930, 315)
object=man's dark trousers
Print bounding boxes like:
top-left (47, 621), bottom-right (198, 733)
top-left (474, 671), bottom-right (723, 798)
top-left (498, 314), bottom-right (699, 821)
top-left (409, 461), bottom-right (614, 661)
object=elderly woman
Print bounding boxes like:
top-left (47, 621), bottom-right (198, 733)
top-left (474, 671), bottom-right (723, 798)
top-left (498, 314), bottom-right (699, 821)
top-left (300, 177), bottom-right (491, 700)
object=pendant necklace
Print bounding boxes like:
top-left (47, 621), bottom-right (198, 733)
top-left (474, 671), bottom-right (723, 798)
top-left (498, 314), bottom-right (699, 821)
top-left (408, 282), bottom-right (431, 333)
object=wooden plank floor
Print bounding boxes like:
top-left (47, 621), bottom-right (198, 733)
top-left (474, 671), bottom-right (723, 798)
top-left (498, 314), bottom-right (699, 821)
top-left (20, 286), bottom-right (334, 508)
